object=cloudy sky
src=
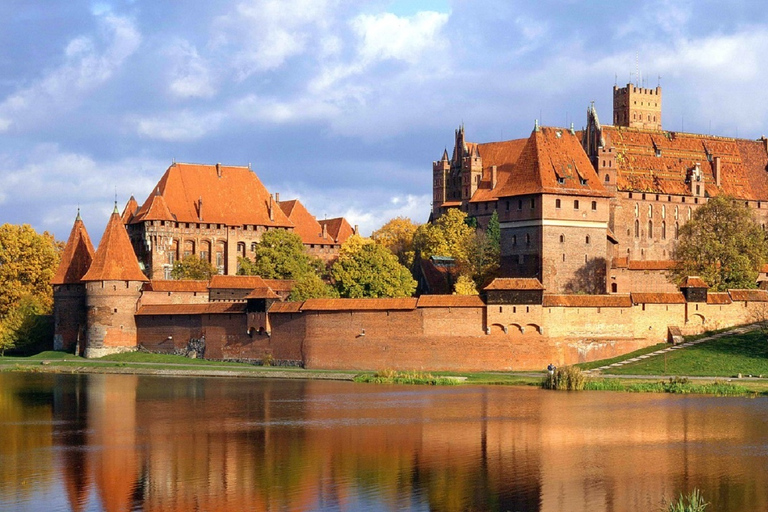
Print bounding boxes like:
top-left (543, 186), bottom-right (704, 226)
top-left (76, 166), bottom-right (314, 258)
top-left (3, 0), bottom-right (768, 244)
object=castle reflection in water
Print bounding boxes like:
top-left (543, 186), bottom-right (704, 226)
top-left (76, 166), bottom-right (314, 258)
top-left (1, 373), bottom-right (767, 511)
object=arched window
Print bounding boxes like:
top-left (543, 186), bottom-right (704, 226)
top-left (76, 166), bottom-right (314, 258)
top-left (611, 283), bottom-right (618, 293)
top-left (585, 235), bottom-right (591, 244)
top-left (634, 203), bottom-right (639, 217)
top-left (648, 204), bottom-right (653, 217)
top-left (574, 200), bottom-right (580, 209)
top-left (648, 220), bottom-right (653, 238)
top-left (675, 205), bottom-right (679, 220)
top-left (605, 173), bottom-right (610, 182)
top-left (661, 205), bottom-right (666, 218)
top-left (675, 222), bottom-right (679, 239)
top-left (555, 198), bottom-right (561, 208)
top-left (559, 234), bottom-right (565, 243)
top-left (661, 221), bottom-right (666, 240)
top-left (688, 207), bottom-right (692, 220)
top-left (634, 219), bottom-right (640, 238)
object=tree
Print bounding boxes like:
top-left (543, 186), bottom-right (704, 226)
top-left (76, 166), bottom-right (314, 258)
top-left (239, 229), bottom-right (322, 280)
top-left (670, 195), bottom-right (768, 291)
top-left (371, 217), bottom-right (419, 267)
top-left (412, 208), bottom-right (474, 262)
top-left (331, 239), bottom-right (416, 298)
top-left (170, 255), bottom-right (218, 280)
top-left (453, 274), bottom-right (478, 295)
top-left (0, 295), bottom-right (51, 356)
top-left (0, 224), bottom-right (61, 319)
top-left (289, 273), bottom-right (338, 301)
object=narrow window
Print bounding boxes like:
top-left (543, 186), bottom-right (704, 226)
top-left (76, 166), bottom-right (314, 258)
top-left (634, 219), bottom-right (640, 238)
top-left (648, 220), bottom-right (653, 238)
top-left (555, 198), bottom-right (561, 209)
top-left (574, 200), bottom-right (579, 209)
top-left (559, 234), bottom-right (565, 243)
top-left (518, 200), bottom-right (522, 210)
top-left (591, 201), bottom-right (597, 211)
top-left (585, 235), bottom-right (590, 244)
top-left (605, 174), bottom-right (610, 183)
top-left (661, 221), bottom-right (666, 240)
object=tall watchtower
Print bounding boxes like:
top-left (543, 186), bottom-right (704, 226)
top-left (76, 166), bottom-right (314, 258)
top-left (613, 83), bottom-right (662, 130)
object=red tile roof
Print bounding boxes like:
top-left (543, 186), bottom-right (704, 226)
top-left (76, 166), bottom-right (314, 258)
top-left (495, 127), bottom-right (611, 199)
top-left (627, 260), bottom-right (675, 271)
top-left (262, 279), bottom-right (295, 292)
top-left (52, 214), bottom-right (95, 285)
top-left (543, 294), bottom-right (632, 307)
top-left (631, 292), bottom-right (686, 304)
top-left (611, 257), bottom-right (629, 269)
top-left (269, 301), bottom-right (303, 313)
top-left (208, 275), bottom-right (269, 290)
top-left (484, 278), bottom-right (544, 290)
top-left (136, 192), bottom-right (174, 222)
top-left (131, 163), bottom-right (292, 227)
top-left (707, 292), bottom-right (732, 305)
top-left (145, 280), bottom-right (209, 292)
top-left (728, 289), bottom-right (768, 302)
top-left (120, 196), bottom-right (139, 224)
top-left (319, 217), bottom-right (355, 244)
top-left (278, 199), bottom-right (331, 245)
top-left (468, 138), bottom-right (528, 203)
top-left (136, 303), bottom-right (246, 315)
top-left (82, 211), bottom-right (148, 282)
top-left (603, 126), bottom-right (768, 199)
top-left (301, 298), bottom-right (418, 311)
top-left (680, 276), bottom-right (709, 288)
top-left (417, 295), bottom-right (485, 308)
top-left (244, 287), bottom-right (280, 300)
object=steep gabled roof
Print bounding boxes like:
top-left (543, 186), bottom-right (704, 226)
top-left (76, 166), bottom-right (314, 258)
top-left (136, 192), bottom-right (174, 222)
top-left (319, 217), bottom-right (355, 244)
top-left (680, 276), bottom-right (709, 288)
top-left (468, 138), bottom-right (528, 203)
top-left (602, 126), bottom-right (768, 199)
top-left (52, 213), bottom-right (96, 285)
top-left (82, 209), bottom-right (148, 282)
top-left (131, 163), bottom-right (292, 227)
top-left (495, 127), bottom-right (610, 198)
top-left (121, 196), bottom-right (139, 224)
top-left (278, 199), bottom-right (328, 245)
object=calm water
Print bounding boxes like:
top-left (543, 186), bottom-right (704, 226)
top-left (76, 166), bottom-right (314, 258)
top-left (1, 373), bottom-right (768, 512)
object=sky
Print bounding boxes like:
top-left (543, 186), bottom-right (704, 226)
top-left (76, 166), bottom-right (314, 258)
top-left (3, 0), bottom-right (768, 245)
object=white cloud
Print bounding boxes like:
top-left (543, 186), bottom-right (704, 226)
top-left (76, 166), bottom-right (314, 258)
top-left (0, 13), bottom-right (141, 133)
top-left (136, 110), bottom-right (225, 141)
top-left (352, 11), bottom-right (449, 64)
top-left (165, 40), bottom-right (216, 99)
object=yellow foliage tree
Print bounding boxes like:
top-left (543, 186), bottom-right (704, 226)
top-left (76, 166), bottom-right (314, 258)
top-left (372, 217), bottom-right (419, 267)
top-left (412, 209), bottom-right (474, 263)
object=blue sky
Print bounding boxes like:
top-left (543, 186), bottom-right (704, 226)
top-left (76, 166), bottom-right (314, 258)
top-left (3, 0), bottom-right (768, 244)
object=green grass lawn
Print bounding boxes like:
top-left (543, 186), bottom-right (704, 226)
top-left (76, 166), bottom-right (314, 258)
top-left (576, 343), bottom-right (668, 371)
top-left (603, 329), bottom-right (768, 377)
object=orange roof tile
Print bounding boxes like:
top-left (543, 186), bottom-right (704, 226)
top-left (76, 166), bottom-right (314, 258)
top-left (136, 303), bottom-right (246, 315)
top-left (484, 278), bottom-right (544, 290)
top-left (208, 275), bottom-right (268, 290)
top-left (120, 196), bottom-right (139, 224)
top-left (680, 276), bottom-right (709, 288)
top-left (269, 301), bottom-right (303, 313)
top-left (136, 192), bottom-right (174, 222)
top-left (543, 294), bottom-right (632, 307)
top-left (417, 295), bottom-right (485, 308)
top-left (81, 210), bottom-right (148, 282)
top-left (244, 287), bottom-right (280, 300)
top-left (707, 292), bottom-right (732, 305)
top-left (611, 257), bottom-right (629, 269)
top-left (728, 289), bottom-right (768, 302)
top-left (631, 292), bottom-right (686, 304)
top-left (468, 138), bottom-right (528, 203)
top-left (278, 199), bottom-right (330, 245)
top-left (627, 260), bottom-right (675, 271)
top-left (262, 279), bottom-right (295, 292)
top-left (603, 126), bottom-right (768, 200)
top-left (52, 214), bottom-right (95, 285)
top-left (495, 127), bottom-right (611, 199)
top-left (319, 217), bottom-right (355, 244)
top-left (145, 280), bottom-right (209, 292)
top-left (301, 298), bottom-right (418, 311)
top-left (131, 163), bottom-right (292, 227)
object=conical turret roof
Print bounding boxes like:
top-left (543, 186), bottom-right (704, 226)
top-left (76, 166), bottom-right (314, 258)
top-left (81, 209), bottom-right (148, 282)
top-left (51, 212), bottom-right (96, 285)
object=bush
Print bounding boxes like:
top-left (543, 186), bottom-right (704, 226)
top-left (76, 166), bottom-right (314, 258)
top-left (542, 365), bottom-right (587, 390)
top-left (355, 369), bottom-right (459, 385)
top-left (663, 488), bottom-right (708, 512)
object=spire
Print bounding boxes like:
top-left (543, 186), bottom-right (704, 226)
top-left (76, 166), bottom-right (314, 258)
top-left (534, 119), bottom-right (540, 132)
top-left (441, 148), bottom-right (449, 161)
top-left (51, 212), bottom-right (96, 285)
top-left (81, 210), bottom-right (148, 282)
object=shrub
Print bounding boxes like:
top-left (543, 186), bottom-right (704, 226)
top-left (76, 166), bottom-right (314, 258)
top-left (663, 488), bottom-right (708, 512)
top-left (542, 365), bottom-right (587, 390)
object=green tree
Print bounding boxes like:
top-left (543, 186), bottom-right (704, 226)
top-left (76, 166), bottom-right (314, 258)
top-left (0, 223), bottom-right (61, 319)
top-left (170, 254), bottom-right (218, 280)
top-left (412, 208), bottom-right (474, 262)
top-left (331, 239), bottom-right (416, 298)
top-left (371, 217), bottom-right (419, 267)
top-left (239, 229), bottom-right (322, 280)
top-left (671, 195), bottom-right (768, 291)
top-left (289, 273), bottom-right (338, 301)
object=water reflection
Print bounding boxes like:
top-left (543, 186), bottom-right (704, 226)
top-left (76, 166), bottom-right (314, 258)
top-left (0, 373), bottom-right (767, 511)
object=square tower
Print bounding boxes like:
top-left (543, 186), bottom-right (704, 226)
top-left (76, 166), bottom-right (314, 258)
top-left (613, 83), bottom-right (662, 130)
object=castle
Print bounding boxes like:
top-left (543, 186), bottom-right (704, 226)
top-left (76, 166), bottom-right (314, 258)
top-left (51, 82), bottom-right (768, 370)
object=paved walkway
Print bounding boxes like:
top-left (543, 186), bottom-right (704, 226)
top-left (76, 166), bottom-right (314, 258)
top-left (585, 324), bottom-right (757, 374)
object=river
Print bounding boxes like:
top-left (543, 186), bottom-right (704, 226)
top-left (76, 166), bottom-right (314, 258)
top-left (1, 372), bottom-right (767, 511)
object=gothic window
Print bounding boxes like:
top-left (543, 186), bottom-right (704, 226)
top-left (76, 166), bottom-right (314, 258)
top-left (675, 222), bottom-right (679, 239)
top-left (555, 198), bottom-right (561, 209)
top-left (605, 173), bottom-right (610, 182)
top-left (661, 221), bottom-right (666, 240)
top-left (688, 207), bottom-right (692, 220)
top-left (634, 203), bottom-right (639, 217)
top-left (611, 283), bottom-right (618, 293)
top-left (648, 204), bottom-right (652, 217)
top-left (675, 206), bottom-right (679, 220)
top-left (559, 234), bottom-right (565, 243)
top-left (648, 220), bottom-right (653, 238)
top-left (585, 235), bottom-right (591, 244)
top-left (251, 242), bottom-right (257, 252)
top-left (634, 219), bottom-right (640, 238)
top-left (662, 205), bottom-right (666, 218)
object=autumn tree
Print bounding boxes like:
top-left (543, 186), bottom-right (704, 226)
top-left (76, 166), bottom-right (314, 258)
top-left (289, 273), bottom-right (338, 301)
top-left (170, 255), bottom-right (218, 280)
top-left (239, 229), bottom-right (323, 280)
top-left (412, 208), bottom-right (474, 262)
top-left (331, 236), bottom-right (416, 298)
top-left (671, 195), bottom-right (768, 291)
top-left (0, 224), bottom-right (61, 354)
top-left (371, 217), bottom-right (419, 267)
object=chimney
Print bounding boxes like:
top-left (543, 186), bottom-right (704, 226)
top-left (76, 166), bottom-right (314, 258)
top-left (491, 165), bottom-right (498, 189)
top-left (198, 196), bottom-right (203, 221)
top-left (354, 224), bottom-right (359, 235)
top-left (269, 195), bottom-right (274, 221)
top-left (216, 163), bottom-right (222, 178)
top-left (714, 156), bottom-right (722, 187)
top-left (322, 222), bottom-right (327, 239)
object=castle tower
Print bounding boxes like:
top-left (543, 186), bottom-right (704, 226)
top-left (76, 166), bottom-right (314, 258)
top-left (462, 144), bottom-right (483, 200)
top-left (81, 205), bottom-right (148, 358)
top-left (432, 149), bottom-right (450, 215)
top-left (52, 211), bottom-right (95, 353)
top-left (613, 83), bottom-right (662, 130)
